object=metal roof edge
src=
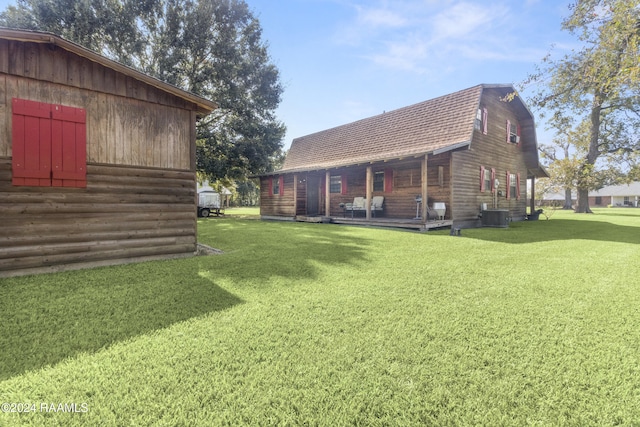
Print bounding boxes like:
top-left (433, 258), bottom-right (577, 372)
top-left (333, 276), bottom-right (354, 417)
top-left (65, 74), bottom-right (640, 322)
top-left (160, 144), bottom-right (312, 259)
top-left (432, 141), bottom-right (471, 155)
top-left (256, 142), bottom-right (472, 177)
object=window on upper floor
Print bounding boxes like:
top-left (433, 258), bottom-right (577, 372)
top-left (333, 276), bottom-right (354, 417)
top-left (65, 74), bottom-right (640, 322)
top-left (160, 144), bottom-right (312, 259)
top-left (475, 107), bottom-right (488, 135)
top-left (506, 120), bottom-right (520, 144)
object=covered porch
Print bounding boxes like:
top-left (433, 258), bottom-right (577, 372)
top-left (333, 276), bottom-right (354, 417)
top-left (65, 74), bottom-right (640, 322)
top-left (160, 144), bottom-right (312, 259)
top-left (296, 215), bottom-right (453, 231)
top-left (291, 154), bottom-right (453, 230)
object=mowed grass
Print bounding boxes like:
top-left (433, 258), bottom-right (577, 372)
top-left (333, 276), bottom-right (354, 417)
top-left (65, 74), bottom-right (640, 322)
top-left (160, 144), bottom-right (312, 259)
top-left (1, 208), bottom-right (639, 426)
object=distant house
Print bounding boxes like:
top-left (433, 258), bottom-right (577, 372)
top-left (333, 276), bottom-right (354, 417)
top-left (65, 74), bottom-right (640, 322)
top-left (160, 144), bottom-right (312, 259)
top-left (589, 182), bottom-right (640, 207)
top-left (258, 84), bottom-right (547, 230)
top-left (0, 28), bottom-right (216, 277)
top-left (538, 189), bottom-right (577, 207)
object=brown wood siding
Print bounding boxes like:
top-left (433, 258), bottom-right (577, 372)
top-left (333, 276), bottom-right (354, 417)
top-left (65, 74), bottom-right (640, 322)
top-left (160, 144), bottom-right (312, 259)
top-left (0, 40), bottom-right (194, 170)
top-left (274, 155), bottom-right (453, 220)
top-left (451, 88), bottom-right (529, 223)
top-left (325, 159), bottom-right (453, 219)
top-left (295, 174), bottom-right (307, 216)
top-left (260, 175), bottom-right (296, 217)
top-left (0, 158), bottom-right (197, 276)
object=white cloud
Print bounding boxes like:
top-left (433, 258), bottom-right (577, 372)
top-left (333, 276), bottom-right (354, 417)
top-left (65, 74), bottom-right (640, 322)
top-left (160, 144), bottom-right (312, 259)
top-left (355, 5), bottom-right (408, 28)
top-left (334, 0), bottom-right (547, 74)
top-left (365, 34), bottom-right (431, 73)
top-left (334, 2), bottom-right (412, 46)
top-left (429, 2), bottom-right (501, 41)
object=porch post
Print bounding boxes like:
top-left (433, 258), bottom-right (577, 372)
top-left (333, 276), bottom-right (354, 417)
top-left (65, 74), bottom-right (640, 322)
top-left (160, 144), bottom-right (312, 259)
top-left (421, 154), bottom-right (428, 221)
top-left (529, 176), bottom-right (536, 214)
top-left (325, 171), bottom-right (331, 217)
top-left (293, 173), bottom-right (298, 217)
top-left (366, 166), bottom-right (372, 220)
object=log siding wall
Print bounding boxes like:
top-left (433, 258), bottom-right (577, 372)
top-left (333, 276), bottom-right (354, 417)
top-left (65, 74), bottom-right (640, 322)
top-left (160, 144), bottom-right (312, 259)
top-left (0, 40), bottom-right (195, 170)
top-left (319, 157), bottom-right (451, 219)
top-left (0, 39), bottom-right (206, 276)
top-left (259, 174), bottom-right (296, 217)
top-left (260, 154), bottom-right (453, 220)
top-left (451, 88), bottom-right (529, 225)
top-left (0, 159), bottom-right (197, 276)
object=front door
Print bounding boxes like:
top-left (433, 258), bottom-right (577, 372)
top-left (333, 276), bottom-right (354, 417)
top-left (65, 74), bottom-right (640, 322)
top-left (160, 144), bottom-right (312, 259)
top-left (307, 176), bottom-right (320, 216)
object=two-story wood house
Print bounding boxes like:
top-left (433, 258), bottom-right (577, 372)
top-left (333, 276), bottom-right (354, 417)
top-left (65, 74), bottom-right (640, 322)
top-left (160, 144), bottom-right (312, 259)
top-left (258, 84), bottom-right (547, 230)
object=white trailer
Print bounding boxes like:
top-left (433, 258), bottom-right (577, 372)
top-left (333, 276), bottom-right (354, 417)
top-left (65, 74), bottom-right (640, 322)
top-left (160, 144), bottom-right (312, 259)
top-left (197, 191), bottom-right (222, 217)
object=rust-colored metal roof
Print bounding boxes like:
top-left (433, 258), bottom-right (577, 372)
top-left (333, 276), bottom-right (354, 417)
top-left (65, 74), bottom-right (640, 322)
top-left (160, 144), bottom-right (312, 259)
top-left (280, 85), bottom-right (489, 173)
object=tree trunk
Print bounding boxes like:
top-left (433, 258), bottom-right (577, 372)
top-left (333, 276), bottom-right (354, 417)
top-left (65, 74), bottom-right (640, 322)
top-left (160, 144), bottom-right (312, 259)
top-left (563, 187), bottom-right (573, 209)
top-left (575, 94), bottom-right (602, 214)
top-left (576, 187), bottom-right (592, 213)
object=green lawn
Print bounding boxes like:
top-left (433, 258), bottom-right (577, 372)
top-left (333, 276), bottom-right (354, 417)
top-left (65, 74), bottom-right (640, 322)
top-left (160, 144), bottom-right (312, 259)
top-left (219, 206), bottom-right (262, 219)
top-left (1, 208), bottom-right (639, 426)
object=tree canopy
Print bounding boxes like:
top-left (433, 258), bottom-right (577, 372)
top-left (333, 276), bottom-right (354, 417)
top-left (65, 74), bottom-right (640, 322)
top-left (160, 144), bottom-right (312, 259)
top-left (0, 0), bottom-right (286, 182)
top-left (525, 0), bottom-right (640, 212)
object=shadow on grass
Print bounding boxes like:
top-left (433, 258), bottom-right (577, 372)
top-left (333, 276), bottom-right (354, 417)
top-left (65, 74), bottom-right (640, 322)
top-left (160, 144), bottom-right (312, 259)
top-left (196, 217), bottom-right (373, 283)
top-left (0, 219), bottom-right (371, 381)
top-left (466, 218), bottom-right (640, 245)
top-left (0, 262), bottom-right (242, 381)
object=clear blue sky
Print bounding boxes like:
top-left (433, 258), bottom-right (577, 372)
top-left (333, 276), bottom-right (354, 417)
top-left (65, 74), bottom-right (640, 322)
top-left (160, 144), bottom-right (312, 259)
top-left (246, 0), bottom-right (578, 149)
top-left (1, 0), bottom-right (578, 149)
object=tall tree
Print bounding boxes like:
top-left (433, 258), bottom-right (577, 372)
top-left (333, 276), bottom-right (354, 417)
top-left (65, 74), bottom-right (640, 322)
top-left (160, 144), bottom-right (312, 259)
top-left (0, 0), bottom-right (159, 66)
top-left (526, 0), bottom-right (640, 213)
top-left (539, 114), bottom-right (583, 209)
top-left (0, 0), bottom-right (286, 181)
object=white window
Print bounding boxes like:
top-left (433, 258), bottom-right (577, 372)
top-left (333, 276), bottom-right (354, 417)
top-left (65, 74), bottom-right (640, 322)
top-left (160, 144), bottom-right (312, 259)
top-left (509, 173), bottom-right (517, 198)
top-left (505, 172), bottom-right (520, 200)
top-left (480, 166), bottom-right (494, 193)
top-left (475, 107), bottom-right (488, 134)
top-left (506, 120), bottom-right (520, 144)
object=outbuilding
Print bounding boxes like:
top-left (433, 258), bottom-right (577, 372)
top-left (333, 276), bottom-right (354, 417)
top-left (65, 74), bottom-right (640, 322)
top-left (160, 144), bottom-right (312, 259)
top-left (0, 28), bottom-right (216, 277)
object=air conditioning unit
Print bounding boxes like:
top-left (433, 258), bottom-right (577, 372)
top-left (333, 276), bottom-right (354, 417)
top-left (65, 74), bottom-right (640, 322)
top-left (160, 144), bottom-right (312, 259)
top-left (510, 135), bottom-right (520, 143)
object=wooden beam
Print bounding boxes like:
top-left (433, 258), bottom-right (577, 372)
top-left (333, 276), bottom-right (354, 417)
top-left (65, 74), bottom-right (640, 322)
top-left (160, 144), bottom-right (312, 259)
top-left (530, 176), bottom-right (536, 214)
top-left (293, 173), bottom-right (298, 217)
top-left (421, 154), bottom-right (428, 221)
top-left (325, 170), bottom-right (331, 217)
top-left (366, 166), bottom-right (372, 220)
